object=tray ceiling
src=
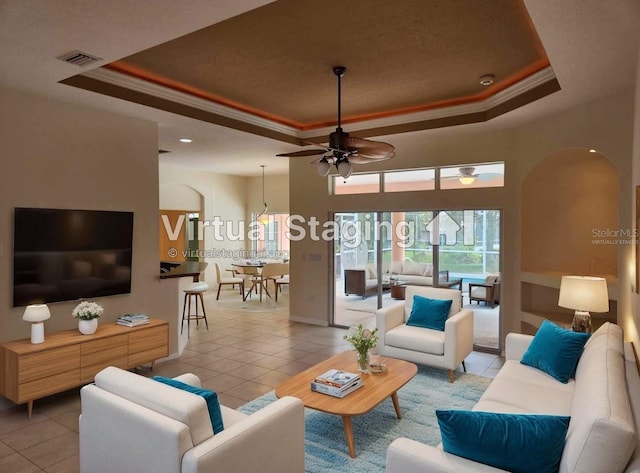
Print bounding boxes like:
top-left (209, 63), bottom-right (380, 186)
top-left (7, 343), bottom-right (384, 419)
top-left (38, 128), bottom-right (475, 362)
top-left (62, 0), bottom-right (558, 145)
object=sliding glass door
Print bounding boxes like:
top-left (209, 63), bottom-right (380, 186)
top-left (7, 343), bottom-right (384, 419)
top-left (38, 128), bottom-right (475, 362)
top-left (435, 210), bottom-right (501, 350)
top-left (331, 208), bottom-right (501, 352)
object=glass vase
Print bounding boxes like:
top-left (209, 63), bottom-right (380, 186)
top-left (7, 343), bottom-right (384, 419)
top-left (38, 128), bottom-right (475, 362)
top-left (356, 350), bottom-right (370, 373)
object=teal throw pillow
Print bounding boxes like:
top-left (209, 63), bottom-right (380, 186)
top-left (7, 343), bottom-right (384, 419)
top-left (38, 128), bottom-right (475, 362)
top-left (153, 376), bottom-right (224, 434)
top-left (406, 295), bottom-right (452, 331)
top-left (520, 319), bottom-right (590, 383)
top-left (436, 410), bottom-right (570, 473)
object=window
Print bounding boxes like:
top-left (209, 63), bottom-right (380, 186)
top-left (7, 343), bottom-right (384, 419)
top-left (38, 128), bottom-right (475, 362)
top-left (264, 219), bottom-right (279, 253)
top-left (333, 173), bottom-right (380, 195)
top-left (384, 169), bottom-right (435, 192)
top-left (440, 163), bottom-right (504, 190)
top-left (330, 162), bottom-right (504, 195)
top-left (253, 213), bottom-right (290, 258)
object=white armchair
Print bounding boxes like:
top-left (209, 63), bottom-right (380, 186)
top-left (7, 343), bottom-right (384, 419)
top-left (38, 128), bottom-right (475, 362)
top-left (376, 286), bottom-right (474, 383)
top-left (79, 367), bottom-right (305, 473)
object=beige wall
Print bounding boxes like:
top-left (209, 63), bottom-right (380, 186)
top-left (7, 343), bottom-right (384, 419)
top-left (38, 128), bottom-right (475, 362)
top-left (0, 87), bottom-right (178, 353)
top-left (159, 183), bottom-right (203, 211)
top-left (158, 166), bottom-right (248, 283)
top-left (289, 87), bottom-right (636, 344)
top-left (522, 150), bottom-right (618, 276)
top-left (246, 173), bottom-right (289, 216)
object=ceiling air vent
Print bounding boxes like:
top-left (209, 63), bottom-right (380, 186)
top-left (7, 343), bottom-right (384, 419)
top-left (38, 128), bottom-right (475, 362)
top-left (57, 50), bottom-right (103, 66)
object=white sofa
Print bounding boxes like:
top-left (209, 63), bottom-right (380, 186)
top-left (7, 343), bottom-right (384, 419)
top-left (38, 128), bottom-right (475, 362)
top-left (386, 322), bottom-right (640, 473)
top-left (376, 286), bottom-right (474, 383)
top-left (79, 367), bottom-right (305, 473)
top-left (344, 260), bottom-right (449, 298)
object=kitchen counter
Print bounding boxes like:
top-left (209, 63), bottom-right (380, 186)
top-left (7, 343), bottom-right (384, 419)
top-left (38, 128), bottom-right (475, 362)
top-left (159, 261), bottom-right (208, 282)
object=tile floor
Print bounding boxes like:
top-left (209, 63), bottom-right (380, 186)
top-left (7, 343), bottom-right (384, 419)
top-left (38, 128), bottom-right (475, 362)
top-left (0, 292), bottom-right (503, 473)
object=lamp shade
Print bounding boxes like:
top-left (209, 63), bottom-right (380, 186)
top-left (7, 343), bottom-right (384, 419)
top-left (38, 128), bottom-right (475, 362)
top-left (558, 276), bottom-right (609, 313)
top-left (338, 160), bottom-right (352, 178)
top-left (22, 304), bottom-right (51, 322)
top-left (459, 176), bottom-right (475, 185)
top-left (316, 158), bottom-right (330, 176)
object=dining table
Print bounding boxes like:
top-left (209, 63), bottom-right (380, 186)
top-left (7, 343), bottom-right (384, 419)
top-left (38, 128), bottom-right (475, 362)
top-left (231, 261), bottom-right (272, 301)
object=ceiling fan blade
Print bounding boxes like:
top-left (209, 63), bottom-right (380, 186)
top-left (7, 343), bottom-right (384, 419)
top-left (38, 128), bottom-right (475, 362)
top-left (348, 154), bottom-right (391, 164)
top-left (355, 149), bottom-right (396, 160)
top-left (276, 149), bottom-right (327, 157)
top-left (342, 136), bottom-right (395, 161)
top-left (343, 136), bottom-right (394, 152)
top-left (477, 172), bottom-right (503, 181)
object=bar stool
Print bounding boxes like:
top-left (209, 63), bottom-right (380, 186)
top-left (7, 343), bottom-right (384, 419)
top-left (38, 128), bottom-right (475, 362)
top-left (181, 282), bottom-right (209, 337)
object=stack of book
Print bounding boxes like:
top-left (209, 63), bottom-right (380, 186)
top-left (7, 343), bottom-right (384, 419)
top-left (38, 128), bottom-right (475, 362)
top-left (116, 313), bottom-right (150, 327)
top-left (310, 369), bottom-right (363, 398)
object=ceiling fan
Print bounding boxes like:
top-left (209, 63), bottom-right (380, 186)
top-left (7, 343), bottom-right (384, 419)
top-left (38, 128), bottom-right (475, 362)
top-left (276, 66), bottom-right (395, 178)
top-left (442, 166), bottom-right (503, 185)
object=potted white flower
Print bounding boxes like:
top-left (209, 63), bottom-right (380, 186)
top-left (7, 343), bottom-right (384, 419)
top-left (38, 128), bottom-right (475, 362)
top-left (72, 301), bottom-right (104, 335)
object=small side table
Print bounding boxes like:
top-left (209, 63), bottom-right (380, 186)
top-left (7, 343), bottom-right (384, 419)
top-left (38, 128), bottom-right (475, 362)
top-left (390, 281), bottom-right (408, 300)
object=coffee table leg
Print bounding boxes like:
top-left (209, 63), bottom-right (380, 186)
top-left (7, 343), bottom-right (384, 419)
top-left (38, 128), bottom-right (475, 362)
top-left (341, 415), bottom-right (357, 458)
top-left (391, 392), bottom-right (403, 419)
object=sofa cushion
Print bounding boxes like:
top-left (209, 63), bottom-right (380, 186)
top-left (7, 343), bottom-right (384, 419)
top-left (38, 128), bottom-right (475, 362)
top-left (388, 261), bottom-right (403, 274)
top-left (476, 360), bottom-right (574, 416)
top-left (422, 263), bottom-right (434, 277)
top-left (220, 405), bottom-right (248, 427)
top-left (560, 322), bottom-right (636, 473)
top-left (436, 410), bottom-right (570, 473)
top-left (366, 263), bottom-right (377, 279)
top-left (404, 286), bottom-right (462, 322)
top-left (365, 278), bottom-right (378, 289)
top-left (385, 323), bottom-right (445, 355)
top-left (407, 295), bottom-right (452, 331)
top-left (521, 320), bottom-right (590, 383)
top-left (153, 376), bottom-right (224, 434)
top-left (403, 261), bottom-right (425, 275)
top-left (94, 367), bottom-right (213, 446)
top-left (402, 275), bottom-right (434, 286)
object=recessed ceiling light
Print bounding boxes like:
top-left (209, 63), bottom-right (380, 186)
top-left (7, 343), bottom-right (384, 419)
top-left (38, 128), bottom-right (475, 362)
top-left (179, 138), bottom-right (192, 143)
top-left (589, 149), bottom-right (597, 153)
top-left (479, 75), bottom-right (495, 87)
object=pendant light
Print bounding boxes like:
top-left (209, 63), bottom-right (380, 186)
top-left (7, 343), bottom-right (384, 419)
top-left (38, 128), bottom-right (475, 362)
top-left (257, 165), bottom-right (269, 223)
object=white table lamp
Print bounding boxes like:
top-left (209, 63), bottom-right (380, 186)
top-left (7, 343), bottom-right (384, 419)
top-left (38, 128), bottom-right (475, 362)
top-left (558, 276), bottom-right (609, 333)
top-left (23, 304), bottom-right (51, 344)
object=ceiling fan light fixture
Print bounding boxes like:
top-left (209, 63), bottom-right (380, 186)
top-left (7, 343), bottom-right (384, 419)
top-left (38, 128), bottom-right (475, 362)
top-left (458, 166), bottom-right (476, 185)
top-left (337, 159), bottom-right (352, 178)
top-left (316, 158), bottom-right (331, 176)
top-left (275, 66), bottom-right (394, 172)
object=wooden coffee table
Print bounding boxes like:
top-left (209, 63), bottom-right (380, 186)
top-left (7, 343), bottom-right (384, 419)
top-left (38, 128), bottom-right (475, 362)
top-left (275, 351), bottom-right (417, 458)
top-left (439, 278), bottom-right (463, 290)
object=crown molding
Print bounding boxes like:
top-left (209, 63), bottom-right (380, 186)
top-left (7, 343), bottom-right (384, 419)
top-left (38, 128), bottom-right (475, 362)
top-left (300, 67), bottom-right (557, 139)
top-left (81, 65), bottom-right (557, 142)
top-left (81, 68), bottom-right (300, 137)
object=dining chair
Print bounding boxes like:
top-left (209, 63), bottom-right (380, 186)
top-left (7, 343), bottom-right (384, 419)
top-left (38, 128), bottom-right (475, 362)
top-left (236, 265), bottom-right (262, 301)
top-left (256, 263), bottom-right (289, 302)
top-left (266, 263), bottom-right (289, 301)
top-left (214, 263), bottom-right (244, 300)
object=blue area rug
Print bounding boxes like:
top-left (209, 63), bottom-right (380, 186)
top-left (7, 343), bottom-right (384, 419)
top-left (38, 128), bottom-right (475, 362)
top-left (238, 365), bottom-right (491, 473)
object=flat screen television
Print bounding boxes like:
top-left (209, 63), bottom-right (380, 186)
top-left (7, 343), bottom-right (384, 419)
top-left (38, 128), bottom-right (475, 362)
top-left (13, 208), bottom-right (134, 307)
